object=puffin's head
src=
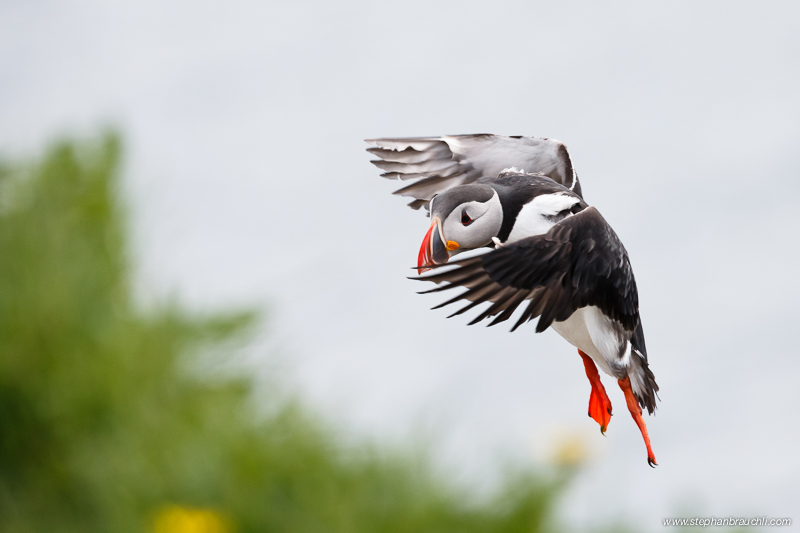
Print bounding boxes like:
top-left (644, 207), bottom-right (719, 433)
top-left (418, 184), bottom-right (503, 273)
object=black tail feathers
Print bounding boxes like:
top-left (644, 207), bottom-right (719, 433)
top-left (630, 321), bottom-right (659, 414)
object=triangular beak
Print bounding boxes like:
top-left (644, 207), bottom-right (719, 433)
top-left (417, 217), bottom-right (448, 274)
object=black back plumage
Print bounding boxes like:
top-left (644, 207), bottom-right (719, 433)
top-left (483, 174), bottom-right (586, 242)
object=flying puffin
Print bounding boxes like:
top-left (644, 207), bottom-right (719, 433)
top-left (366, 134), bottom-right (659, 466)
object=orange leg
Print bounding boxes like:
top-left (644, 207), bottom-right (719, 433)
top-left (618, 376), bottom-right (658, 467)
top-left (578, 350), bottom-right (612, 434)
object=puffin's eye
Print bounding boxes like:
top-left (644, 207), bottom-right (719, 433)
top-left (461, 210), bottom-right (473, 226)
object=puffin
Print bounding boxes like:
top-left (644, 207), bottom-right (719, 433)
top-left (366, 134), bottom-right (659, 467)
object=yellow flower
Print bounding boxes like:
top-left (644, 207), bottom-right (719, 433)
top-left (153, 505), bottom-right (231, 533)
top-left (551, 434), bottom-right (587, 468)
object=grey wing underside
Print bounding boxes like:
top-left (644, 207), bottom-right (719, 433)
top-left (366, 134), bottom-right (581, 210)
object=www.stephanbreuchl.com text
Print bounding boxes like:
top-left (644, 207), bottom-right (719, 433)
top-left (663, 517), bottom-right (791, 527)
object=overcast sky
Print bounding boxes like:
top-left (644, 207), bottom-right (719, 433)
top-left (2, 1), bottom-right (799, 529)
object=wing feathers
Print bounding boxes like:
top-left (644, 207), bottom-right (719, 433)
top-left (482, 289), bottom-right (532, 326)
top-left (392, 173), bottom-right (470, 200)
top-left (366, 138), bottom-right (445, 151)
top-left (366, 145), bottom-right (451, 164)
top-left (417, 269), bottom-right (489, 294)
top-left (447, 287), bottom-right (502, 318)
top-left (370, 158), bottom-right (459, 175)
top-left (366, 134), bottom-right (582, 212)
top-left (431, 279), bottom-right (495, 310)
top-left (487, 299), bottom-right (524, 326)
top-left (510, 290), bottom-right (547, 332)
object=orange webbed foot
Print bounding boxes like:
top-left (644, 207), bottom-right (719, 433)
top-left (618, 376), bottom-right (658, 467)
top-left (578, 350), bottom-right (613, 434)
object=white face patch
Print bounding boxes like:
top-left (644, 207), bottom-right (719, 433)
top-left (441, 190), bottom-right (503, 252)
top-left (506, 192), bottom-right (581, 243)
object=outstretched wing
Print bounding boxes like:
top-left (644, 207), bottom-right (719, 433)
top-left (366, 134), bottom-right (581, 210)
top-left (413, 207), bottom-right (637, 333)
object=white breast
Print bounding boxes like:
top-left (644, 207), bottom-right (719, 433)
top-left (550, 306), bottom-right (630, 377)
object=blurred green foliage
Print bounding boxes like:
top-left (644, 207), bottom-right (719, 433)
top-left (0, 134), bottom-right (571, 532)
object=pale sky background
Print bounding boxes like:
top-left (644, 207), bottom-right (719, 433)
top-left (2, 1), bottom-right (799, 530)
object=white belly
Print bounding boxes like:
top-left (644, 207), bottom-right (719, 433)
top-left (550, 306), bottom-right (630, 377)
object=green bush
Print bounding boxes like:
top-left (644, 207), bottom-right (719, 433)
top-left (0, 134), bottom-right (570, 533)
